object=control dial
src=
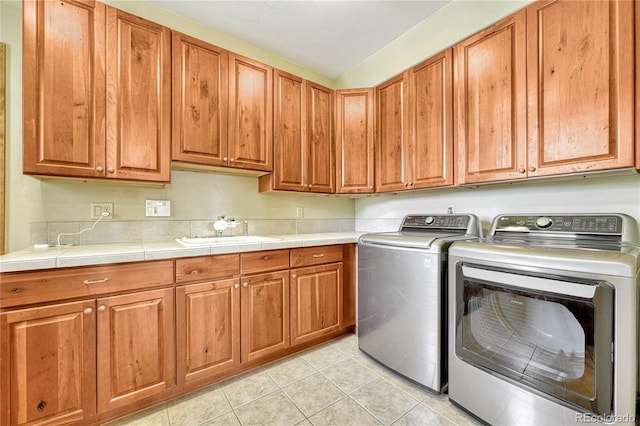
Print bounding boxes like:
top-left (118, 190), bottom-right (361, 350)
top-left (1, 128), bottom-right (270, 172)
top-left (535, 216), bottom-right (553, 229)
top-left (424, 216), bottom-right (435, 225)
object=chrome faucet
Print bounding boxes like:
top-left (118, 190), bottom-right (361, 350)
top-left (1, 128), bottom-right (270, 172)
top-left (213, 215), bottom-right (239, 237)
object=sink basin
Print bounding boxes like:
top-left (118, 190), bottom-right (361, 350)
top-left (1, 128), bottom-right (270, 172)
top-left (176, 235), bottom-right (281, 247)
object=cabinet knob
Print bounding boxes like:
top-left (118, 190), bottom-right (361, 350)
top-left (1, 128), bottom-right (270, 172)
top-left (223, 157), bottom-right (228, 161)
top-left (230, 158), bottom-right (235, 162)
top-left (96, 166), bottom-right (104, 173)
top-left (190, 269), bottom-right (200, 275)
top-left (98, 305), bottom-right (107, 312)
top-left (234, 283), bottom-right (239, 289)
top-left (262, 255), bottom-right (270, 261)
top-left (243, 282), bottom-right (248, 287)
top-left (404, 182), bottom-right (409, 186)
top-left (107, 167), bottom-right (115, 174)
top-left (518, 167), bottom-right (526, 174)
top-left (83, 307), bottom-right (93, 315)
top-left (369, 186), bottom-right (373, 190)
top-left (37, 400), bottom-right (47, 412)
top-left (291, 274), bottom-right (297, 279)
top-left (528, 166), bottom-right (537, 172)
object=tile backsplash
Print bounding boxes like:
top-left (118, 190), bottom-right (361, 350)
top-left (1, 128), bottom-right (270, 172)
top-left (30, 219), bottom-right (356, 247)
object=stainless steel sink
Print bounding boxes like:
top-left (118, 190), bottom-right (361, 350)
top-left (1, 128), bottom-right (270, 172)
top-left (176, 235), bottom-right (281, 247)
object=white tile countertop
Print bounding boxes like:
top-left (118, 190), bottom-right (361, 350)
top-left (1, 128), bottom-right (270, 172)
top-left (0, 232), bottom-right (363, 273)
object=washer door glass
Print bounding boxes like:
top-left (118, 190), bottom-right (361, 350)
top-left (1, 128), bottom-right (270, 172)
top-left (455, 263), bottom-right (614, 416)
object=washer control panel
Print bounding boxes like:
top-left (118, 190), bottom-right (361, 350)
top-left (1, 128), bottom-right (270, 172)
top-left (401, 215), bottom-right (470, 230)
top-left (495, 215), bottom-right (623, 234)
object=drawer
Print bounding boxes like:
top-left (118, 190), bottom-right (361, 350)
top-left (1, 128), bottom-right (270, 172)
top-left (0, 260), bottom-right (174, 308)
top-left (290, 245), bottom-right (343, 268)
top-left (241, 250), bottom-right (289, 275)
top-left (175, 254), bottom-right (239, 283)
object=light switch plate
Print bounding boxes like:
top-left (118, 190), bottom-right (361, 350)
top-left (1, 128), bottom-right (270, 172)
top-left (146, 200), bottom-right (171, 217)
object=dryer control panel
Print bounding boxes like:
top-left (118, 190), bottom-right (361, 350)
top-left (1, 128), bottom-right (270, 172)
top-left (493, 215), bottom-right (624, 235)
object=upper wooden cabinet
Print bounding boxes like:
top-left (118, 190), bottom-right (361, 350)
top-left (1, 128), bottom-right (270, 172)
top-left (376, 71), bottom-right (411, 192)
top-left (23, 0), bottom-right (106, 179)
top-left (454, 10), bottom-right (528, 185)
top-left (261, 70), bottom-right (334, 193)
top-left (23, 1), bottom-right (171, 182)
top-left (526, 0), bottom-right (634, 177)
top-left (456, 1), bottom-right (635, 185)
top-left (228, 53), bottom-right (273, 172)
top-left (172, 31), bottom-right (229, 167)
top-left (410, 49), bottom-right (454, 188)
top-left (335, 88), bottom-right (375, 194)
top-left (105, 7), bottom-right (171, 182)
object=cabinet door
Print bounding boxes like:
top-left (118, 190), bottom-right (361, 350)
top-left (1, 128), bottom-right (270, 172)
top-left (454, 10), bottom-right (527, 184)
top-left (306, 82), bottom-right (335, 193)
top-left (172, 31), bottom-right (228, 167)
top-left (273, 70), bottom-right (305, 190)
top-left (105, 7), bottom-right (171, 182)
top-left (290, 263), bottom-right (342, 346)
top-left (527, 0), bottom-right (634, 176)
top-left (335, 88), bottom-right (375, 194)
top-left (1, 300), bottom-right (96, 425)
top-left (411, 49), bottom-right (454, 189)
top-left (240, 271), bottom-right (289, 362)
top-left (22, 0), bottom-right (106, 179)
top-left (376, 71), bottom-right (411, 192)
top-left (228, 53), bottom-right (273, 171)
top-left (96, 288), bottom-right (174, 413)
top-left (176, 278), bottom-right (240, 385)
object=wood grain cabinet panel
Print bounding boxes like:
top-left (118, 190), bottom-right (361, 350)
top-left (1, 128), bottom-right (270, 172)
top-left (105, 7), bottom-right (171, 182)
top-left (96, 288), bottom-right (175, 413)
top-left (228, 53), bottom-right (273, 172)
top-left (335, 88), bottom-right (375, 194)
top-left (172, 31), bottom-right (228, 167)
top-left (240, 271), bottom-right (290, 362)
top-left (411, 49), bottom-right (454, 188)
top-left (526, 0), bottom-right (634, 176)
top-left (454, 10), bottom-right (527, 184)
top-left (176, 278), bottom-right (241, 385)
top-left (22, 0), bottom-right (107, 179)
top-left (290, 263), bottom-right (342, 345)
top-left (1, 300), bottom-right (97, 426)
top-left (261, 71), bottom-right (334, 193)
top-left (376, 71), bottom-right (411, 192)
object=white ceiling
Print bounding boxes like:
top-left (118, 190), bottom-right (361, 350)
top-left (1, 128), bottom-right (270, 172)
top-left (148, 1), bottom-right (450, 78)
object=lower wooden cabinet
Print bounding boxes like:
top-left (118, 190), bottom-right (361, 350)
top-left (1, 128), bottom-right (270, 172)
top-left (1, 300), bottom-right (97, 426)
top-left (290, 263), bottom-right (343, 345)
top-left (96, 288), bottom-right (175, 413)
top-left (176, 278), bottom-right (241, 385)
top-left (241, 270), bottom-right (290, 362)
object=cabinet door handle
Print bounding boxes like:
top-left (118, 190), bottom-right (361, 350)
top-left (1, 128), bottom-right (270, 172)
top-left (312, 253), bottom-right (325, 258)
top-left (96, 166), bottom-right (104, 173)
top-left (234, 283), bottom-right (239, 289)
top-left (97, 305), bottom-right (107, 312)
top-left (84, 277), bottom-right (110, 285)
top-left (83, 307), bottom-right (93, 315)
top-left (107, 167), bottom-right (115, 174)
top-left (518, 167), bottom-right (526, 174)
top-left (243, 282), bottom-right (248, 287)
top-left (528, 166), bottom-right (537, 172)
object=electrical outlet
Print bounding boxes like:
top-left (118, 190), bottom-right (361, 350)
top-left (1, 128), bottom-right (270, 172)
top-left (296, 206), bottom-right (304, 218)
top-left (447, 204), bottom-right (455, 214)
top-left (91, 202), bottom-right (113, 219)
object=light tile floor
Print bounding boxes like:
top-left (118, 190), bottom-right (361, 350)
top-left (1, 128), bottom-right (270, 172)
top-left (104, 333), bottom-right (482, 426)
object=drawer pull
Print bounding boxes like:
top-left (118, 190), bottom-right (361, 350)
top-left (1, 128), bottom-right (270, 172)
top-left (83, 277), bottom-right (110, 285)
top-left (312, 254), bottom-right (325, 258)
top-left (190, 269), bottom-right (200, 275)
top-left (83, 307), bottom-right (93, 315)
top-left (10, 288), bottom-right (22, 293)
top-left (262, 255), bottom-right (270, 261)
